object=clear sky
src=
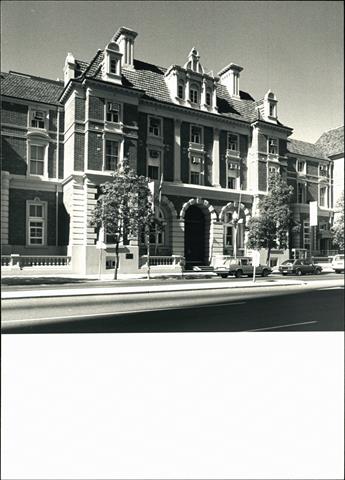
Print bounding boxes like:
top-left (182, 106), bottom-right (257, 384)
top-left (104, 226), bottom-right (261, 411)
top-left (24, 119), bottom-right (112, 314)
top-left (1, 0), bottom-right (343, 142)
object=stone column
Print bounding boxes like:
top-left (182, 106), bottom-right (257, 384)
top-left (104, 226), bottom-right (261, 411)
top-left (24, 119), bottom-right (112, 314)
top-left (212, 128), bottom-right (220, 187)
top-left (174, 119), bottom-right (182, 182)
top-left (1, 171), bottom-right (10, 248)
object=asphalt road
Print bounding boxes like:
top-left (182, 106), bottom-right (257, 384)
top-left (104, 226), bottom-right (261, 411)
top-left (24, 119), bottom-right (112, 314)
top-left (2, 280), bottom-right (343, 333)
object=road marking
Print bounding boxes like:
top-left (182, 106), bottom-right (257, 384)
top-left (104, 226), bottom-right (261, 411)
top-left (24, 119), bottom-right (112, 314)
top-left (1, 301), bottom-right (246, 327)
top-left (247, 320), bottom-right (318, 332)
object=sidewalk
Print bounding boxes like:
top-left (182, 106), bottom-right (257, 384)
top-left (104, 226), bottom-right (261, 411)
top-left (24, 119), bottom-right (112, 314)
top-left (2, 277), bottom-right (331, 300)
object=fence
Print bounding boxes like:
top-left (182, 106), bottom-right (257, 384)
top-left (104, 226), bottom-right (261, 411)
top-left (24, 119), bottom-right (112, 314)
top-left (139, 255), bottom-right (185, 268)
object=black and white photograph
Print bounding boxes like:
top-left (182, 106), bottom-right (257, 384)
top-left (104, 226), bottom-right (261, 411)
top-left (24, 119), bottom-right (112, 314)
top-left (1, 1), bottom-right (344, 478)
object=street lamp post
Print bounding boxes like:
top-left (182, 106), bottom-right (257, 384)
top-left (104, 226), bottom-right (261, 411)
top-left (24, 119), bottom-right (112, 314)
top-left (231, 210), bottom-right (243, 260)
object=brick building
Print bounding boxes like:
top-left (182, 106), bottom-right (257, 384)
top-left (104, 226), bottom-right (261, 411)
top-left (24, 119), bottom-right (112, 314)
top-left (1, 27), bottom-right (343, 273)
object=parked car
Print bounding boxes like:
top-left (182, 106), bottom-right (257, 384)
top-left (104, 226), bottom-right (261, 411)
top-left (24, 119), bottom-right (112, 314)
top-left (331, 254), bottom-right (344, 274)
top-left (279, 259), bottom-right (322, 276)
top-left (214, 256), bottom-right (272, 278)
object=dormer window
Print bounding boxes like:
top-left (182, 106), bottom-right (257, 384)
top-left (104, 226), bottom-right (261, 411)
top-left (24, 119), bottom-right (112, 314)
top-left (268, 138), bottom-right (278, 155)
top-left (110, 58), bottom-right (118, 74)
top-left (178, 82), bottom-right (184, 99)
top-left (269, 103), bottom-right (275, 117)
top-left (228, 133), bottom-right (239, 151)
top-left (190, 125), bottom-right (202, 144)
top-left (189, 84), bottom-right (199, 104)
top-left (206, 90), bottom-right (212, 106)
top-left (31, 110), bottom-right (46, 129)
top-left (148, 116), bottom-right (162, 137)
top-left (106, 102), bottom-right (120, 123)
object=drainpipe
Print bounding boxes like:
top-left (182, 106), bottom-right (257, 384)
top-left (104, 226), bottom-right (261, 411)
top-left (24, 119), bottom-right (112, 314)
top-left (55, 107), bottom-right (60, 247)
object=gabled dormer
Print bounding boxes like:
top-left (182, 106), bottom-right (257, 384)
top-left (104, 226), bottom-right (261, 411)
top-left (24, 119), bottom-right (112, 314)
top-left (164, 47), bottom-right (218, 113)
top-left (102, 41), bottom-right (122, 84)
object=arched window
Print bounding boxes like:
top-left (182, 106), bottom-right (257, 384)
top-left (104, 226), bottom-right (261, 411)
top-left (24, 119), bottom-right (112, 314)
top-left (140, 207), bottom-right (166, 246)
top-left (223, 209), bottom-right (245, 252)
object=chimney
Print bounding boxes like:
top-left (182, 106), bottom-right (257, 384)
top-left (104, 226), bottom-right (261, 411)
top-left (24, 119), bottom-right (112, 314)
top-left (218, 63), bottom-right (243, 99)
top-left (63, 52), bottom-right (76, 86)
top-left (113, 26), bottom-right (138, 68)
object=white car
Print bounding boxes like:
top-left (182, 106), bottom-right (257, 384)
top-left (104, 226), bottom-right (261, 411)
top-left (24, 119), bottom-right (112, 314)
top-left (331, 254), bottom-right (344, 274)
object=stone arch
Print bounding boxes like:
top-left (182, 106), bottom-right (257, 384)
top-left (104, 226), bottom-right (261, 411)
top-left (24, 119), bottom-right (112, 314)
top-left (219, 201), bottom-right (251, 224)
top-left (179, 197), bottom-right (217, 220)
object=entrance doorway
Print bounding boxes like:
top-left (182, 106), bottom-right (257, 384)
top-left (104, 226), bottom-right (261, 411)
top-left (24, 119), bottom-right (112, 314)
top-left (184, 205), bottom-right (208, 269)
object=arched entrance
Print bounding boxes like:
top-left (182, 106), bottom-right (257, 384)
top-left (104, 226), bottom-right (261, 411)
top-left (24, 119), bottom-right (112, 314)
top-left (184, 205), bottom-right (209, 269)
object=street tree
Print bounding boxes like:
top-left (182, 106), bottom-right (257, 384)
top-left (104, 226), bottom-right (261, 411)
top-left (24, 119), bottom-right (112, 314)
top-left (331, 190), bottom-right (344, 251)
top-left (246, 171), bottom-right (294, 264)
top-left (90, 158), bottom-right (156, 279)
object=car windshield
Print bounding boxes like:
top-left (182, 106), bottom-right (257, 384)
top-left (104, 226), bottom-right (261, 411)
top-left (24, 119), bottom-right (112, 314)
top-left (282, 260), bottom-right (294, 265)
top-left (334, 255), bottom-right (344, 261)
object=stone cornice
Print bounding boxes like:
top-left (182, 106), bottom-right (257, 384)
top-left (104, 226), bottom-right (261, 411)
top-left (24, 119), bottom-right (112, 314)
top-left (251, 119), bottom-right (293, 136)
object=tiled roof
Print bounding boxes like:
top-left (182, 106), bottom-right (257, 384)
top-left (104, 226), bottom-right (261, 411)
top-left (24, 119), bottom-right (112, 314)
top-left (315, 126), bottom-right (344, 157)
top-left (82, 53), bottom-right (259, 123)
top-left (1, 71), bottom-right (64, 105)
top-left (287, 138), bottom-right (328, 160)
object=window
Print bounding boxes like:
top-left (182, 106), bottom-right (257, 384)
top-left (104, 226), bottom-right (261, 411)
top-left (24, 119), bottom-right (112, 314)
top-left (105, 140), bottom-right (119, 170)
top-left (106, 102), bottom-right (120, 123)
top-left (269, 103), bottom-right (276, 117)
top-left (319, 186), bottom-right (327, 207)
top-left (110, 58), bottom-right (118, 74)
top-left (191, 125), bottom-right (202, 144)
top-left (147, 150), bottom-right (161, 180)
top-left (297, 183), bottom-right (306, 203)
top-left (206, 90), bottom-right (212, 106)
top-left (149, 117), bottom-right (162, 137)
top-left (27, 200), bottom-right (45, 246)
top-left (225, 226), bottom-right (233, 246)
top-left (141, 207), bottom-right (165, 246)
top-left (178, 82), bottom-right (184, 99)
top-left (303, 221), bottom-right (310, 249)
top-left (190, 171), bottom-right (200, 185)
top-left (319, 164), bottom-right (328, 177)
top-left (31, 110), bottom-right (46, 129)
top-left (268, 138), bottom-right (278, 155)
top-left (228, 133), bottom-right (239, 151)
top-left (269, 166), bottom-right (277, 174)
top-left (189, 85), bottom-right (199, 104)
top-left (297, 160), bottom-right (306, 173)
top-left (30, 145), bottom-right (45, 176)
top-left (227, 177), bottom-right (236, 189)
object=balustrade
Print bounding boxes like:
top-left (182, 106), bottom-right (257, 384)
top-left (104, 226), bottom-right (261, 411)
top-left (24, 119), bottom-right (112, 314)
top-left (1, 255), bottom-right (71, 269)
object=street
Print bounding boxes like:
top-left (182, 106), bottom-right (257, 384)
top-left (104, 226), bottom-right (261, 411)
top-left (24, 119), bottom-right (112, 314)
top-left (2, 275), bottom-right (343, 333)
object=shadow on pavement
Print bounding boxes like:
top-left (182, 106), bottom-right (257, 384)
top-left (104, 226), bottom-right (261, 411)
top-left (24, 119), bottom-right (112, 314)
top-left (1, 277), bottom-right (99, 286)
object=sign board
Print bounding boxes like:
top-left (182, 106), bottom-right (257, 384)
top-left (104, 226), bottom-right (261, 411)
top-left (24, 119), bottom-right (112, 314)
top-left (251, 250), bottom-right (261, 267)
top-left (309, 201), bottom-right (318, 226)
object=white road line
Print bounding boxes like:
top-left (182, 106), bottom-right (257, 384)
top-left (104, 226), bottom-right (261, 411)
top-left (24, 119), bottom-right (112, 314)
top-left (247, 321), bottom-right (318, 332)
top-left (318, 286), bottom-right (344, 290)
top-left (1, 301), bottom-right (246, 326)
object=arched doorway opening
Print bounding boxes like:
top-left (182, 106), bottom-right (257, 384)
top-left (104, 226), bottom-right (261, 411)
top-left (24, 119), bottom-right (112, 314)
top-left (184, 205), bottom-right (210, 269)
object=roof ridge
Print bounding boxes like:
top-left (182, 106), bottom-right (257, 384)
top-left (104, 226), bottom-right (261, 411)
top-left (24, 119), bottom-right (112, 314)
top-left (8, 70), bottom-right (64, 85)
top-left (83, 49), bottom-right (103, 77)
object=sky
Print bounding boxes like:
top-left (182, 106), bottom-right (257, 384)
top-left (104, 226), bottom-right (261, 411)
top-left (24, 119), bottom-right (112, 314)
top-left (1, 1), bottom-right (343, 142)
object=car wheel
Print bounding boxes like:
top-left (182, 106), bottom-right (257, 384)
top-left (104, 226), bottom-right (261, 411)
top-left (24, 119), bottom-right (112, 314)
top-left (296, 269), bottom-right (302, 276)
top-left (261, 269), bottom-right (269, 277)
top-left (315, 268), bottom-right (321, 275)
top-left (282, 273), bottom-right (288, 276)
top-left (235, 270), bottom-right (243, 278)
top-left (220, 274), bottom-right (228, 279)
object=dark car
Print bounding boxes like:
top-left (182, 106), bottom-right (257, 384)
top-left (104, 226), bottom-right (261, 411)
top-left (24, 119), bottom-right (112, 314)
top-left (279, 259), bottom-right (322, 276)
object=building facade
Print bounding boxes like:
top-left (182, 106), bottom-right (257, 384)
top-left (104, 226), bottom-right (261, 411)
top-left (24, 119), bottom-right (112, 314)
top-left (1, 27), bottom-right (344, 273)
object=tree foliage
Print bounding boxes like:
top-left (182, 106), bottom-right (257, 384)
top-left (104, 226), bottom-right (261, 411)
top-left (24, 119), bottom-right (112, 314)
top-left (246, 172), bottom-right (294, 264)
top-left (90, 158), bottom-right (155, 279)
top-left (331, 190), bottom-right (344, 251)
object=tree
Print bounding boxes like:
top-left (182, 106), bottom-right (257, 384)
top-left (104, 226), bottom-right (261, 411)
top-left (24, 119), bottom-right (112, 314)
top-left (246, 172), bottom-right (294, 264)
top-left (90, 158), bottom-right (155, 279)
top-left (331, 190), bottom-right (344, 251)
